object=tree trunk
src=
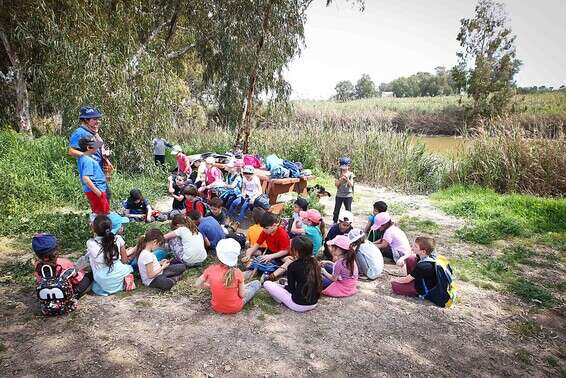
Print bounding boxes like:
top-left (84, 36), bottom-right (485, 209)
top-left (0, 31), bottom-right (33, 137)
top-left (236, 0), bottom-right (273, 153)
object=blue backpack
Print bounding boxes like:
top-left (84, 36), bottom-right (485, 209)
top-left (248, 257), bottom-right (279, 274)
top-left (420, 255), bottom-right (457, 308)
top-left (282, 160), bottom-right (301, 178)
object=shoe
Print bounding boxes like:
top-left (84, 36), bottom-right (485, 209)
top-left (124, 274), bottom-right (136, 291)
top-left (259, 273), bottom-right (268, 284)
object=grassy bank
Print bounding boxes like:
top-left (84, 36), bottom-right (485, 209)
top-left (0, 131), bottom-right (169, 251)
top-left (432, 185), bottom-right (565, 307)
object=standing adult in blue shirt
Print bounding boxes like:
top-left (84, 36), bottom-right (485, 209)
top-left (68, 106), bottom-right (114, 198)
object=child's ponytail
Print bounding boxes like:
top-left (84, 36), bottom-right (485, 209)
top-left (133, 228), bottom-right (164, 257)
top-left (344, 246), bottom-right (357, 276)
top-left (318, 218), bottom-right (326, 238)
top-left (93, 215), bottom-right (117, 269)
top-left (223, 266), bottom-right (236, 288)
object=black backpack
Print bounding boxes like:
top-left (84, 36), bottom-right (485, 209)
top-left (36, 264), bottom-right (77, 316)
top-left (226, 232), bottom-right (246, 249)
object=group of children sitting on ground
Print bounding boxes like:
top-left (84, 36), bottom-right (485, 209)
top-left (34, 142), bottom-right (455, 316)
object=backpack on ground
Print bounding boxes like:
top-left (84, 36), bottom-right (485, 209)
top-left (226, 232), bottom-right (246, 249)
top-left (420, 255), bottom-right (457, 308)
top-left (249, 257), bottom-right (279, 274)
top-left (253, 194), bottom-right (271, 210)
top-left (36, 264), bottom-right (78, 316)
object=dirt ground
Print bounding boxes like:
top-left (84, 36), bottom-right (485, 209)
top-left (0, 184), bottom-right (564, 377)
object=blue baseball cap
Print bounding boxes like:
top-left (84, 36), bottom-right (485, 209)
top-left (108, 212), bottom-right (129, 234)
top-left (32, 233), bottom-right (58, 256)
top-left (339, 157), bottom-right (352, 168)
top-left (79, 106), bottom-right (103, 119)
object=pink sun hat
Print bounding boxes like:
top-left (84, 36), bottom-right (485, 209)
top-left (371, 212), bottom-right (391, 231)
top-left (299, 209), bottom-right (322, 224)
top-left (326, 234), bottom-right (351, 250)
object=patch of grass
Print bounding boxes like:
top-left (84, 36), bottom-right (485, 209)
top-left (387, 202), bottom-right (410, 216)
top-left (0, 260), bottom-right (35, 287)
top-left (516, 349), bottom-right (532, 365)
top-left (509, 319), bottom-right (543, 338)
top-left (248, 290), bottom-right (280, 315)
top-left (432, 185), bottom-right (566, 246)
top-left (134, 300), bottom-right (152, 308)
top-left (451, 245), bottom-right (556, 307)
top-left (0, 339), bottom-right (6, 353)
top-left (507, 279), bottom-right (554, 307)
top-left (545, 356), bottom-right (558, 368)
top-left (399, 216), bottom-right (440, 234)
top-left (559, 346), bottom-right (566, 360)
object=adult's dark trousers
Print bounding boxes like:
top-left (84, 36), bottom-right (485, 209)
top-left (332, 196), bottom-right (353, 223)
top-left (154, 155), bottom-right (166, 165)
top-left (148, 263), bottom-right (186, 291)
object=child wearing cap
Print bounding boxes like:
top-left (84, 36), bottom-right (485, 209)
top-left (391, 237), bottom-right (438, 298)
top-left (364, 201), bottom-right (388, 242)
top-left (323, 210), bottom-right (354, 259)
top-left (243, 212), bottom-right (290, 265)
top-left (32, 233), bottom-right (92, 298)
top-left (332, 157), bottom-right (355, 224)
top-left (195, 238), bottom-right (261, 314)
top-left (227, 165), bottom-right (262, 225)
top-left (291, 209), bottom-right (325, 256)
top-left (348, 228), bottom-right (383, 280)
top-left (372, 212), bottom-right (411, 263)
top-left (263, 236), bottom-right (321, 312)
top-left (320, 234), bottom-right (358, 297)
top-left (123, 189), bottom-right (154, 222)
top-left (218, 160), bottom-right (243, 208)
top-left (78, 135), bottom-right (110, 216)
top-left (171, 145), bottom-right (192, 175)
top-left (86, 215), bottom-right (135, 295)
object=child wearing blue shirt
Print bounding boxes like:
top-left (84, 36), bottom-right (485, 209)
top-left (78, 135), bottom-right (109, 216)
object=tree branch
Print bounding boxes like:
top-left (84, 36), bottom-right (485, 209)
top-left (166, 43), bottom-right (196, 60)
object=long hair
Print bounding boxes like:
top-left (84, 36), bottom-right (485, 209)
top-left (93, 215), bottom-right (117, 269)
top-left (318, 219), bottom-right (326, 238)
top-left (292, 236), bottom-right (322, 299)
top-left (336, 245), bottom-right (357, 276)
top-left (133, 228), bottom-right (164, 257)
top-left (171, 214), bottom-right (199, 234)
top-left (223, 264), bottom-right (237, 288)
top-left (350, 235), bottom-right (366, 254)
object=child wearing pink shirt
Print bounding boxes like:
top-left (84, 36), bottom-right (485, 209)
top-left (372, 212), bottom-right (411, 263)
top-left (320, 235), bottom-right (358, 298)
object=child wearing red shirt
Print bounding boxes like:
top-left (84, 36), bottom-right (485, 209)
top-left (242, 212), bottom-right (290, 266)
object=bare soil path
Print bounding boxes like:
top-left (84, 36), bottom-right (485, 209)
top-left (0, 184), bottom-right (563, 377)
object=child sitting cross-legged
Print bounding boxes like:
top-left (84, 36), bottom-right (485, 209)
top-left (86, 215), bottom-right (135, 296)
top-left (287, 197), bottom-right (308, 236)
top-left (195, 238), bottom-right (261, 314)
top-left (320, 235), bottom-right (358, 298)
top-left (372, 212), bottom-right (411, 264)
top-left (163, 214), bottom-right (208, 268)
top-left (242, 212), bottom-right (290, 268)
top-left (123, 189), bottom-right (154, 222)
top-left (135, 228), bottom-right (186, 291)
top-left (263, 236), bottom-right (321, 312)
top-left (390, 236), bottom-right (437, 298)
top-left (246, 207), bottom-right (267, 249)
top-left (364, 200), bottom-right (388, 242)
top-left (348, 228), bottom-right (383, 280)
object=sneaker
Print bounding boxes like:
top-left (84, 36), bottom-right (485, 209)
top-left (259, 273), bottom-right (268, 284)
top-left (124, 274), bottom-right (136, 291)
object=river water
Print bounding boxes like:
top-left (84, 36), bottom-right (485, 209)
top-left (413, 136), bottom-right (469, 157)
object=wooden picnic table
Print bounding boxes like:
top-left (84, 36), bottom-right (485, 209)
top-left (215, 163), bottom-right (316, 205)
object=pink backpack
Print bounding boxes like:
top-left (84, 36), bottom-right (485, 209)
top-left (243, 154), bottom-right (262, 168)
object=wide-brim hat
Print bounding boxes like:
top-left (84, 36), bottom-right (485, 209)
top-left (216, 239), bottom-right (241, 267)
top-left (347, 228), bottom-right (365, 243)
top-left (108, 212), bottom-right (129, 235)
top-left (79, 106), bottom-right (103, 119)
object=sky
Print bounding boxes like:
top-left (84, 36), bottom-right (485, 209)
top-left (285, 0), bottom-right (566, 99)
